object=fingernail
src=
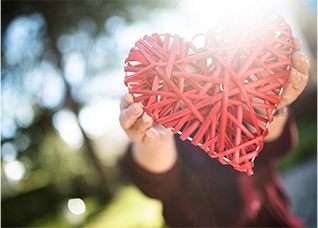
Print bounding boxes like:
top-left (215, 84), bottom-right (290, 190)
top-left (145, 129), bottom-right (153, 138)
top-left (300, 55), bottom-right (305, 62)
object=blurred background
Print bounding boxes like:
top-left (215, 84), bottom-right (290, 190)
top-left (1, 0), bottom-right (316, 227)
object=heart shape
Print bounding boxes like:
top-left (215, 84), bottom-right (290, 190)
top-left (124, 11), bottom-right (294, 175)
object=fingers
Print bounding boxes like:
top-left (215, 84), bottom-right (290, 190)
top-left (119, 102), bottom-right (143, 130)
top-left (127, 112), bottom-right (155, 143)
top-left (143, 127), bottom-right (157, 143)
top-left (288, 51), bottom-right (309, 91)
top-left (120, 93), bottom-right (134, 110)
top-left (280, 49), bottom-right (310, 107)
top-left (293, 37), bottom-right (301, 52)
top-left (288, 67), bottom-right (308, 91)
top-left (139, 112), bottom-right (154, 134)
top-left (119, 93), bottom-right (143, 130)
top-left (119, 93), bottom-right (157, 143)
top-left (144, 125), bottom-right (173, 144)
top-left (292, 52), bottom-right (310, 75)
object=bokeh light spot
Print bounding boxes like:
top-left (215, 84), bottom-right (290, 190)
top-left (68, 198), bottom-right (86, 215)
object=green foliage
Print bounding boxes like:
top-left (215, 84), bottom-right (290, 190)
top-left (85, 185), bottom-right (164, 228)
top-left (29, 215), bottom-right (69, 228)
top-left (278, 119), bottom-right (317, 173)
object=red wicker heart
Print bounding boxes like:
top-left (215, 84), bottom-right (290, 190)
top-left (124, 12), bottom-right (294, 175)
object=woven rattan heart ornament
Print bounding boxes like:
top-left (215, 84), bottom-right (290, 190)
top-left (124, 11), bottom-right (294, 175)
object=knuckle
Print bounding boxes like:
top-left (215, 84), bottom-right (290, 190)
top-left (304, 56), bottom-right (310, 69)
top-left (136, 123), bottom-right (147, 134)
top-left (119, 120), bottom-right (128, 130)
top-left (119, 114), bottom-right (129, 130)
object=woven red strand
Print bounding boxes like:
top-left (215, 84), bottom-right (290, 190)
top-left (124, 12), bottom-right (294, 175)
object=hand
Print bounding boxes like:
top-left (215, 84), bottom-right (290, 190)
top-left (264, 37), bottom-right (310, 142)
top-left (279, 37), bottom-right (310, 109)
top-left (119, 93), bottom-right (177, 173)
top-left (119, 93), bottom-right (173, 146)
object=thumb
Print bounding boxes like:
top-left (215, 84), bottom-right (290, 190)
top-left (143, 127), bottom-right (158, 144)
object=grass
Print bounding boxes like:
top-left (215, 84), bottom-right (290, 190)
top-left (29, 185), bottom-right (164, 228)
top-left (85, 185), bottom-right (164, 228)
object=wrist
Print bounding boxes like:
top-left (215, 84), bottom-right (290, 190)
top-left (131, 132), bottom-right (177, 173)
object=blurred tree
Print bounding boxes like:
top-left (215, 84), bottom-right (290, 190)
top-left (1, 0), bottom-right (176, 226)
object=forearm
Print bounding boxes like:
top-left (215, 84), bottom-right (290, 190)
top-left (131, 132), bottom-right (178, 173)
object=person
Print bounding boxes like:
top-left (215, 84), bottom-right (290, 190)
top-left (119, 37), bottom-right (310, 227)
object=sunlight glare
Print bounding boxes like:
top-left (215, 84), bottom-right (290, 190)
top-left (1, 142), bottom-right (18, 162)
top-left (3, 160), bottom-right (26, 181)
top-left (177, 0), bottom-right (279, 35)
top-left (64, 52), bottom-right (86, 86)
top-left (52, 109), bottom-right (84, 149)
top-left (79, 98), bottom-right (121, 139)
top-left (68, 198), bottom-right (86, 215)
top-left (3, 13), bottom-right (45, 65)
